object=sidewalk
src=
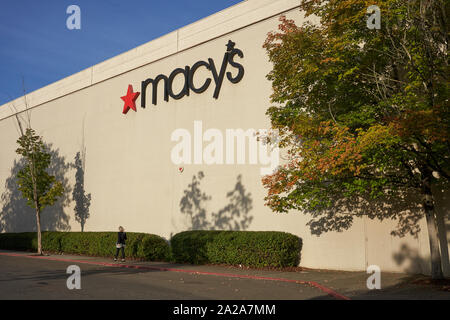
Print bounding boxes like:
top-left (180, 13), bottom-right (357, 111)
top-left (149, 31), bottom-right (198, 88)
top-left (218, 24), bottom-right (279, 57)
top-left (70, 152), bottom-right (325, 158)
top-left (1, 250), bottom-right (449, 300)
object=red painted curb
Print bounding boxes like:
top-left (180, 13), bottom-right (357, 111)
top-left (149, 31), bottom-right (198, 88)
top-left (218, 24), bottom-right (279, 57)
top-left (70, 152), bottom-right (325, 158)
top-left (0, 252), bottom-right (351, 300)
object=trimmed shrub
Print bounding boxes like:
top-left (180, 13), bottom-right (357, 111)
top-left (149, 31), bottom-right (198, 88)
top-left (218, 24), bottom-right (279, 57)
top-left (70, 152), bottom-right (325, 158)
top-left (41, 231), bottom-right (64, 252)
top-left (0, 231), bottom-right (170, 261)
top-left (171, 231), bottom-right (224, 264)
top-left (0, 230), bottom-right (302, 268)
top-left (0, 232), bottom-right (37, 252)
top-left (171, 230), bottom-right (302, 268)
top-left (137, 234), bottom-right (172, 261)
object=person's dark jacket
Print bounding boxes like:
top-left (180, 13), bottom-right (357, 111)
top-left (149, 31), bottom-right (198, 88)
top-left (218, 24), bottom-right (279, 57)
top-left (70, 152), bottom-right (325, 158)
top-left (117, 232), bottom-right (127, 245)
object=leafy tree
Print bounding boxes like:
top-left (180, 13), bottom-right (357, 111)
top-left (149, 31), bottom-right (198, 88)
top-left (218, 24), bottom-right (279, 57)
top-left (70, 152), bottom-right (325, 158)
top-left (16, 128), bottom-right (64, 254)
top-left (262, 0), bottom-right (449, 279)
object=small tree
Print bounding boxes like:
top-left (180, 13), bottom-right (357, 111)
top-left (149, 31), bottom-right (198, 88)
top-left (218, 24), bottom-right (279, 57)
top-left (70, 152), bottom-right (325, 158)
top-left (16, 128), bottom-right (63, 254)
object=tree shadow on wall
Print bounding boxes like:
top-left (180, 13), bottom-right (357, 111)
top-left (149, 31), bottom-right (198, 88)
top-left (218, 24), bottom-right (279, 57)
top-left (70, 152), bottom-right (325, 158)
top-left (304, 186), bottom-right (450, 275)
top-left (179, 171), bottom-right (211, 230)
top-left (179, 171), bottom-right (253, 230)
top-left (72, 151), bottom-right (91, 232)
top-left (212, 175), bottom-right (253, 230)
top-left (392, 243), bottom-right (430, 275)
top-left (0, 144), bottom-right (72, 232)
top-left (304, 190), bottom-right (425, 238)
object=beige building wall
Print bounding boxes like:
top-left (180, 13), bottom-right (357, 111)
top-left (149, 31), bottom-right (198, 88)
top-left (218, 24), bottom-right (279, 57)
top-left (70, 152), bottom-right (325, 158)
top-left (0, 0), bottom-right (448, 275)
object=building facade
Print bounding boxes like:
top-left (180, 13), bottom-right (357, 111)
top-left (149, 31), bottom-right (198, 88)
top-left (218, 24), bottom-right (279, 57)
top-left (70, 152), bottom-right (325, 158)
top-left (0, 0), bottom-right (449, 275)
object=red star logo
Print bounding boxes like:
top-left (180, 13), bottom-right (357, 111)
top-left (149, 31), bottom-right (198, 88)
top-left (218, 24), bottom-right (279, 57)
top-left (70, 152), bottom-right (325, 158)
top-left (121, 85), bottom-right (140, 114)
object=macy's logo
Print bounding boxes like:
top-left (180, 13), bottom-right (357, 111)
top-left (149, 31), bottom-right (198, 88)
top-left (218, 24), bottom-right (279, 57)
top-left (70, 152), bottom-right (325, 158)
top-left (120, 40), bottom-right (244, 114)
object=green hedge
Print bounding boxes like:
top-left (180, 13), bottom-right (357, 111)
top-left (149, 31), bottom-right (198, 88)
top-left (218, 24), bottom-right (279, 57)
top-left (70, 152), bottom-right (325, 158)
top-left (171, 230), bottom-right (302, 268)
top-left (0, 230), bottom-right (302, 268)
top-left (0, 231), bottom-right (170, 261)
top-left (0, 232), bottom-right (37, 251)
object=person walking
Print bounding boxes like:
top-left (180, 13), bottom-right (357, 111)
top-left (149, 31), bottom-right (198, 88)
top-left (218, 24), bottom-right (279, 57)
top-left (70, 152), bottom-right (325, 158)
top-left (114, 226), bottom-right (127, 262)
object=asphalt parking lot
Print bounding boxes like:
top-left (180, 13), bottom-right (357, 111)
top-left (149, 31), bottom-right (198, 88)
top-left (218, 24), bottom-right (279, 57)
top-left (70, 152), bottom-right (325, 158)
top-left (1, 251), bottom-right (449, 300)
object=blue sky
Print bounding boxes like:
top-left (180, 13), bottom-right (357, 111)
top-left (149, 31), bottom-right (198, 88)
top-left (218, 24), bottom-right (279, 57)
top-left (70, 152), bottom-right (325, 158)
top-left (0, 0), bottom-right (242, 106)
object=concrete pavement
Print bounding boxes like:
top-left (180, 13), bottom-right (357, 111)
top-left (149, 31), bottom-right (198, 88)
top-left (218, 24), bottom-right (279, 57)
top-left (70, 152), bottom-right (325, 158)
top-left (0, 250), bottom-right (449, 300)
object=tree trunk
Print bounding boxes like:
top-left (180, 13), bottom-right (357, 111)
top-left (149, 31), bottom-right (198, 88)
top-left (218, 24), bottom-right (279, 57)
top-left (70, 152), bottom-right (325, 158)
top-left (32, 181), bottom-right (42, 255)
top-left (35, 206), bottom-right (42, 255)
top-left (29, 155), bottom-right (42, 255)
top-left (422, 186), bottom-right (444, 279)
top-left (424, 205), bottom-right (443, 279)
top-left (435, 207), bottom-right (450, 276)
